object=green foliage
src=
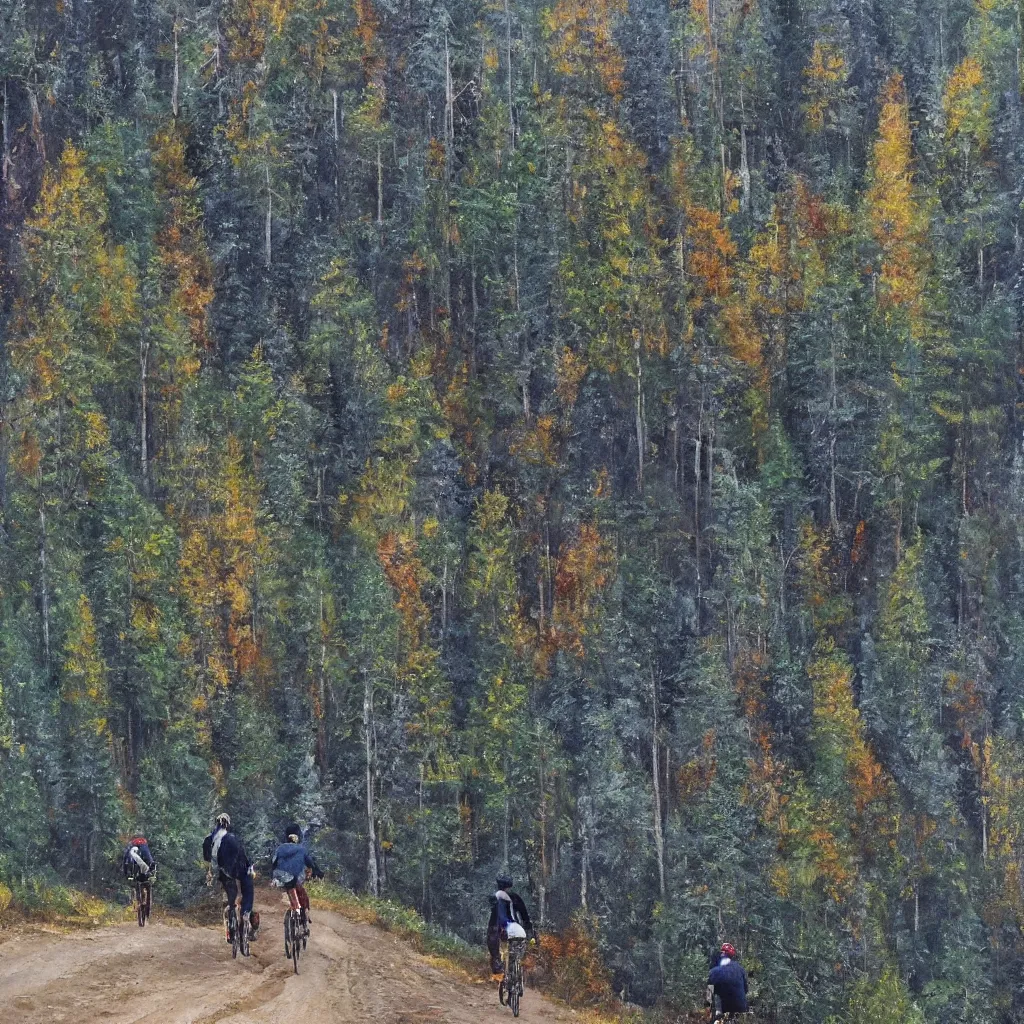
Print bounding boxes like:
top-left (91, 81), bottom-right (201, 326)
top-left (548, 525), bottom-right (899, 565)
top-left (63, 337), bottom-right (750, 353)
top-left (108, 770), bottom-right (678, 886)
top-left (1, 0), bottom-right (1023, 1020)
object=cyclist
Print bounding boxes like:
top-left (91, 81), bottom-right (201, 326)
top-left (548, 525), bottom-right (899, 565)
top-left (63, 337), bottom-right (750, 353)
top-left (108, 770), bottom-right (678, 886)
top-left (122, 834), bottom-right (156, 914)
top-left (706, 942), bottom-right (749, 1018)
top-left (203, 813), bottom-right (260, 943)
top-left (487, 873), bottom-right (534, 975)
top-left (271, 823), bottom-right (324, 934)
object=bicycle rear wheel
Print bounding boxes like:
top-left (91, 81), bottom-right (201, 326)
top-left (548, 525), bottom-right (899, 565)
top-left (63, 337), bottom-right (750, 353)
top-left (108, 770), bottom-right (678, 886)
top-left (229, 908), bottom-right (239, 959)
top-left (136, 883), bottom-right (145, 927)
top-left (509, 942), bottom-right (524, 1017)
top-left (240, 914), bottom-right (250, 958)
top-left (290, 912), bottom-right (300, 974)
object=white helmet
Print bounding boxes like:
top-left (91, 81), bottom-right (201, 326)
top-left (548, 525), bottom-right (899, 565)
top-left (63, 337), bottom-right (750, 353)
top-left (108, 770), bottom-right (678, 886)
top-left (215, 812), bottom-right (231, 829)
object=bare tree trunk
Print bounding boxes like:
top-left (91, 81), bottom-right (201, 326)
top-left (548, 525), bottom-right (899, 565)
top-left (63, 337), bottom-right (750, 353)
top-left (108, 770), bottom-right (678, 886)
top-left (504, 0), bottom-right (515, 151)
top-left (39, 500), bottom-right (51, 671)
top-left (317, 589), bottom-right (327, 769)
top-left (635, 348), bottom-right (645, 493)
top-left (538, 733), bottom-right (548, 927)
top-left (172, 19), bottom-right (180, 117)
top-left (579, 797), bottom-right (589, 909)
top-left (651, 669), bottom-right (666, 901)
top-left (376, 142), bottom-right (384, 225)
top-left (140, 338), bottom-right (150, 493)
top-left (829, 330), bottom-right (839, 533)
top-left (444, 29), bottom-right (454, 181)
top-left (740, 123), bottom-right (751, 212)
top-left (264, 165), bottom-right (273, 268)
top-left (2, 78), bottom-right (10, 189)
top-left (420, 764), bottom-right (428, 914)
top-left (363, 672), bottom-right (379, 896)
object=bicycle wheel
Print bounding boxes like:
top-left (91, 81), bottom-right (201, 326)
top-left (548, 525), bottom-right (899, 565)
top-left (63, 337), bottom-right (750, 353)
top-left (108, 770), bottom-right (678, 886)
top-left (229, 908), bottom-right (239, 959)
top-left (290, 912), bottom-right (300, 974)
top-left (136, 882), bottom-right (145, 927)
top-left (284, 911), bottom-right (292, 958)
top-left (509, 962), bottom-right (520, 1018)
top-left (509, 943), bottom-right (523, 1017)
top-left (239, 914), bottom-right (251, 958)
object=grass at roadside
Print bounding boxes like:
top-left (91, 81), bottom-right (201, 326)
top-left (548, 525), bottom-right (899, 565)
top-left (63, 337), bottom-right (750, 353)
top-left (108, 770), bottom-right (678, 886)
top-left (0, 877), bottom-right (127, 930)
top-left (306, 879), bottom-right (483, 977)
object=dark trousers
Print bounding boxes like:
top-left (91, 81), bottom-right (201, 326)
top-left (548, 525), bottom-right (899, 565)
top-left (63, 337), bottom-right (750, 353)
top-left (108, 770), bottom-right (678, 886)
top-left (221, 873), bottom-right (254, 916)
top-left (487, 923), bottom-right (504, 971)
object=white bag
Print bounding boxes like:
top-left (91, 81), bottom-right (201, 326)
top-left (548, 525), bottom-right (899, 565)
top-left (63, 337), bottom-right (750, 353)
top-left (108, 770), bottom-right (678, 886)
top-left (506, 922), bottom-right (527, 940)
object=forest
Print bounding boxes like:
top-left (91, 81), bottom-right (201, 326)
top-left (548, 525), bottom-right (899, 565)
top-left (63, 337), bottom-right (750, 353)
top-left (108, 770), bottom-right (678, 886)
top-left (1, 0), bottom-right (1024, 1018)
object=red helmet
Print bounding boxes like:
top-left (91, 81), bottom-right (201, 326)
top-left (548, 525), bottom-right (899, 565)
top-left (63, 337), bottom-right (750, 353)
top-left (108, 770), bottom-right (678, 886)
top-left (721, 942), bottom-right (736, 958)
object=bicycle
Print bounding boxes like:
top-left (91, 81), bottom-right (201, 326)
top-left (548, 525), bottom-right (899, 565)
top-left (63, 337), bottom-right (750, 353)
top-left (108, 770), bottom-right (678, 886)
top-left (497, 935), bottom-right (527, 1017)
top-left (280, 885), bottom-right (308, 974)
top-left (130, 872), bottom-right (152, 927)
top-left (225, 902), bottom-right (251, 959)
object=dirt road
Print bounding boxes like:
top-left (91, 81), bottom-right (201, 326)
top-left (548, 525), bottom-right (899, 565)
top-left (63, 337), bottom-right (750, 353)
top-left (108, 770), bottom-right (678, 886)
top-left (0, 891), bottom-right (580, 1023)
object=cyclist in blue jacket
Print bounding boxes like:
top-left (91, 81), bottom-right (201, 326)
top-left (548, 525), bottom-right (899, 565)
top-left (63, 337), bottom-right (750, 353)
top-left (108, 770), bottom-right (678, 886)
top-left (271, 823), bottom-right (324, 934)
top-left (706, 942), bottom-right (749, 1015)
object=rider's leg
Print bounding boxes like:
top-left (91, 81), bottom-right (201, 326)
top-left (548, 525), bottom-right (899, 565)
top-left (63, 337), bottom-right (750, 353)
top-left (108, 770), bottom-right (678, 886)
top-left (295, 882), bottom-right (310, 926)
top-left (222, 876), bottom-right (238, 941)
top-left (240, 873), bottom-right (256, 936)
top-left (487, 924), bottom-right (503, 974)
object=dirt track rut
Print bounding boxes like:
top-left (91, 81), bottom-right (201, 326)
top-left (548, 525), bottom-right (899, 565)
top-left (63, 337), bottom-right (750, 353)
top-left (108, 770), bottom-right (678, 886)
top-left (0, 891), bottom-right (580, 1023)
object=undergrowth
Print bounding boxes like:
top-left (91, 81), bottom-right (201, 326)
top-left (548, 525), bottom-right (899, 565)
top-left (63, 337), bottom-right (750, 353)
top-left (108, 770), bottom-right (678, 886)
top-left (0, 875), bottom-right (126, 929)
top-left (306, 881), bottom-right (651, 1023)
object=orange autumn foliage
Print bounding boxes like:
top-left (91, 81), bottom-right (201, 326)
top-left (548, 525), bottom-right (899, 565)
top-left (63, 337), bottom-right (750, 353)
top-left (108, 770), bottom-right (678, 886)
top-left (803, 40), bottom-right (849, 133)
top-left (677, 729), bottom-right (719, 802)
top-left (865, 74), bottom-right (927, 331)
top-left (536, 522), bottom-right (612, 669)
top-left (534, 910), bottom-right (614, 1006)
top-left (544, 0), bottom-right (628, 100)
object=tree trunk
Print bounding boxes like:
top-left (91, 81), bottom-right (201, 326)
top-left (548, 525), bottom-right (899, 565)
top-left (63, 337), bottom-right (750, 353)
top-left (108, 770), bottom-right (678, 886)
top-left (579, 797), bottom-right (590, 909)
top-left (363, 672), bottom-right (379, 896)
top-left (39, 501), bottom-right (51, 671)
top-left (538, 733), bottom-right (548, 927)
top-left (635, 348), bottom-right (645, 493)
top-left (420, 764), bottom-right (428, 915)
top-left (651, 669), bottom-right (666, 900)
top-left (505, 0), bottom-right (515, 151)
top-left (140, 338), bottom-right (150, 493)
top-left (376, 142), bottom-right (384, 225)
top-left (172, 19), bottom-right (180, 117)
top-left (1, 78), bottom-right (10, 190)
top-left (264, 164), bottom-right (272, 268)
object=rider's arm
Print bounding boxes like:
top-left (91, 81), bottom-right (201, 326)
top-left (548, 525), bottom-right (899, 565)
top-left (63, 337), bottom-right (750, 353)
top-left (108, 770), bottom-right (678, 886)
top-left (512, 893), bottom-right (533, 933)
top-left (202, 834), bottom-right (213, 863)
top-left (305, 851), bottom-right (324, 878)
